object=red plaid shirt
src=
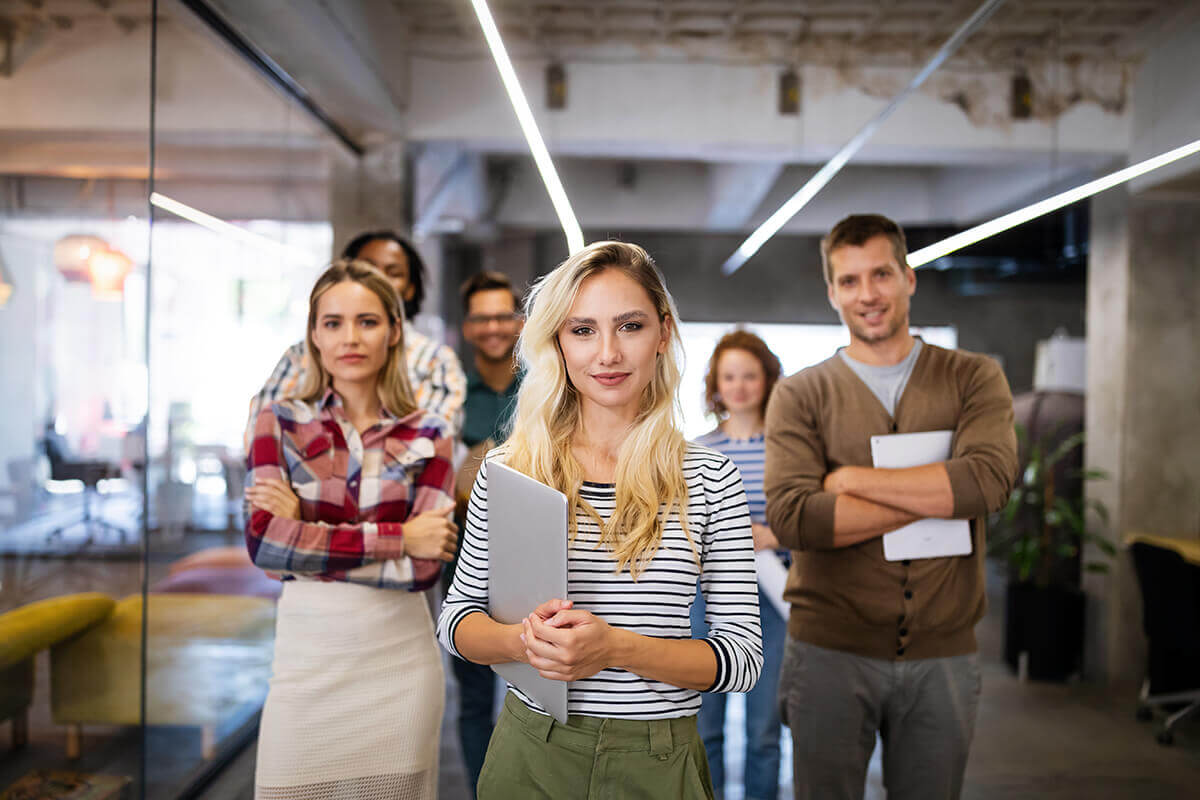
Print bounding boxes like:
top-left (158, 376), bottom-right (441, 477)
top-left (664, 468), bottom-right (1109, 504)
top-left (245, 390), bottom-right (454, 591)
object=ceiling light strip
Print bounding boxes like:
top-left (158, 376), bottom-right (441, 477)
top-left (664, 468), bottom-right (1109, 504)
top-left (149, 192), bottom-right (313, 261)
top-left (909, 137), bottom-right (1200, 267)
top-left (469, 0), bottom-right (584, 254)
top-left (721, 0), bottom-right (1008, 276)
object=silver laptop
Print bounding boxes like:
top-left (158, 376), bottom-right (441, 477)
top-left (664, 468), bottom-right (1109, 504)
top-left (487, 461), bottom-right (570, 723)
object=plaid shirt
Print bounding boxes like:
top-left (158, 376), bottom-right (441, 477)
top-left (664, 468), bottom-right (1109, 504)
top-left (243, 322), bottom-right (466, 450)
top-left (244, 390), bottom-right (454, 591)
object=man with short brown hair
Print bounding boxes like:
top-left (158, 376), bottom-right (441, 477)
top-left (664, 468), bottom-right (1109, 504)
top-left (765, 213), bottom-right (1018, 800)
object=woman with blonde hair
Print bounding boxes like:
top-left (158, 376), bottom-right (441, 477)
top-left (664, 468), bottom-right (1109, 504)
top-left (245, 259), bottom-right (458, 800)
top-left (437, 241), bottom-right (762, 799)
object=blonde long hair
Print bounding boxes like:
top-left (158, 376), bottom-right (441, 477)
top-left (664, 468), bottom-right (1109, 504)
top-left (296, 258), bottom-right (417, 418)
top-left (502, 241), bottom-right (691, 578)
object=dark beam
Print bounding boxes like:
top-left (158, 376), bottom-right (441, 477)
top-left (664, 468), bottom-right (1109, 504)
top-left (175, 0), bottom-right (365, 156)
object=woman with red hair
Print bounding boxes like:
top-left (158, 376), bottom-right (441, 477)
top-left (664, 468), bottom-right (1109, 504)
top-left (692, 329), bottom-right (786, 800)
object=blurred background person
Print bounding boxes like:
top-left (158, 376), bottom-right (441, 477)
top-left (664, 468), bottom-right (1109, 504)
top-left (691, 329), bottom-right (786, 800)
top-left (245, 231), bottom-right (466, 448)
top-left (449, 269), bottom-right (524, 796)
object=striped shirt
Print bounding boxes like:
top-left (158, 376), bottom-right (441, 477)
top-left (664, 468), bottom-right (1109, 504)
top-left (437, 444), bottom-right (763, 719)
top-left (243, 322), bottom-right (467, 450)
top-left (696, 429), bottom-right (766, 524)
top-left (244, 389), bottom-right (454, 591)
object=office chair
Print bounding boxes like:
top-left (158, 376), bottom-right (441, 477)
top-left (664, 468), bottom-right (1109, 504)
top-left (1130, 535), bottom-right (1200, 745)
top-left (42, 429), bottom-right (128, 544)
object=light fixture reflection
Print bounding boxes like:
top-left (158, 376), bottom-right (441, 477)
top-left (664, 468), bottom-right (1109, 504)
top-left (149, 193), bottom-right (314, 261)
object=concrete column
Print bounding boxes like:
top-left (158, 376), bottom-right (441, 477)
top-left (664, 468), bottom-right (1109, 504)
top-left (328, 138), bottom-right (456, 348)
top-left (1085, 188), bottom-right (1200, 685)
top-left (328, 139), bottom-right (408, 256)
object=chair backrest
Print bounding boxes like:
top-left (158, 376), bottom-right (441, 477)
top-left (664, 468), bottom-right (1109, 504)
top-left (1130, 542), bottom-right (1200, 640)
top-left (42, 430), bottom-right (71, 477)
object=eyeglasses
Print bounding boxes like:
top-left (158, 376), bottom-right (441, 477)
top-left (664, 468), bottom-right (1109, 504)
top-left (465, 312), bottom-right (523, 326)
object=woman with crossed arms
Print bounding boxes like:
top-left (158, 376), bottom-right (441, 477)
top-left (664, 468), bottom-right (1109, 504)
top-left (437, 241), bottom-right (763, 799)
top-left (245, 259), bottom-right (458, 800)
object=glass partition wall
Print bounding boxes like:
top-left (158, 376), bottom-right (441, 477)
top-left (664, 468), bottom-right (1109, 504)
top-left (1, 2), bottom-right (339, 797)
top-left (142, 1), bottom-right (338, 795)
top-left (0, 3), bottom-right (153, 798)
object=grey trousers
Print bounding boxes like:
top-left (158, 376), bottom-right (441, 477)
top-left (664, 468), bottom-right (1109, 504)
top-left (780, 638), bottom-right (981, 800)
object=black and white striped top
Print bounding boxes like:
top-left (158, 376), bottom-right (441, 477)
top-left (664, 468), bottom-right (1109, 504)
top-left (436, 444), bottom-right (763, 720)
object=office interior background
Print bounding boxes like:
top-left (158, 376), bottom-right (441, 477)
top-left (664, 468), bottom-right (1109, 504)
top-left (0, 0), bottom-right (1197, 798)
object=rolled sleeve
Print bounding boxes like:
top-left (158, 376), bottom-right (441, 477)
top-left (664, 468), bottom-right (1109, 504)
top-left (945, 358), bottom-right (1019, 520)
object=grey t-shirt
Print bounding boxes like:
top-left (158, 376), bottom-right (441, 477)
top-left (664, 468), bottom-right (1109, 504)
top-left (839, 339), bottom-right (923, 418)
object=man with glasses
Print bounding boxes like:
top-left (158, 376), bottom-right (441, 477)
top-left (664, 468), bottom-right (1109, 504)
top-left (450, 270), bottom-right (524, 797)
top-left (458, 271), bottom-right (524, 454)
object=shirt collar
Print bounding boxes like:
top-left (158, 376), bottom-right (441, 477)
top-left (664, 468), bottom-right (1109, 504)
top-left (317, 387), bottom-right (402, 423)
top-left (318, 387), bottom-right (341, 411)
top-left (466, 366), bottom-right (521, 395)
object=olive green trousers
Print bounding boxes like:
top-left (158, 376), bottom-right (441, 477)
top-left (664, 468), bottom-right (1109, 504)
top-left (477, 692), bottom-right (716, 800)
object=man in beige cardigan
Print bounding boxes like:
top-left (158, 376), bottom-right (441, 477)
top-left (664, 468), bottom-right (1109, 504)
top-left (765, 214), bottom-right (1018, 800)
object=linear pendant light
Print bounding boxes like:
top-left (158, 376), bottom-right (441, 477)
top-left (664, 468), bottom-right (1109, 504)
top-left (908, 137), bottom-right (1200, 267)
top-left (721, 0), bottom-right (1008, 276)
top-left (469, 0), bottom-right (584, 254)
top-left (150, 193), bottom-right (314, 261)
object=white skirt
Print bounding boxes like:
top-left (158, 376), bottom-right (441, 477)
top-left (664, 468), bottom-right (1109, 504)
top-left (255, 580), bottom-right (445, 800)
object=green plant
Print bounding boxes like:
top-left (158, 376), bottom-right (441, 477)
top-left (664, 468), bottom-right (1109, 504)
top-left (989, 424), bottom-right (1116, 587)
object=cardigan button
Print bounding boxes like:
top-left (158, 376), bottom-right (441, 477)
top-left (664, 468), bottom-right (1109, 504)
top-left (904, 590), bottom-right (913, 600)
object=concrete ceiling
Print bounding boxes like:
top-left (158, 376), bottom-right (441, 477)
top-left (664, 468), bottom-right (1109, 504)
top-left (1, 0), bottom-right (1196, 235)
top-left (398, 0), bottom-right (1180, 67)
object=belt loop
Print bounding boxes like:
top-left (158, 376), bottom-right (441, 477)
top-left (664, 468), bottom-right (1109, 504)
top-left (648, 719), bottom-right (673, 757)
top-left (534, 712), bottom-right (554, 743)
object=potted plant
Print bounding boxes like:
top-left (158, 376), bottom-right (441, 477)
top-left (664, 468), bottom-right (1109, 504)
top-left (989, 424), bottom-right (1115, 681)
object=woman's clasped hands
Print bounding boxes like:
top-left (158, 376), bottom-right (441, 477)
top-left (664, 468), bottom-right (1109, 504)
top-left (519, 598), bottom-right (620, 682)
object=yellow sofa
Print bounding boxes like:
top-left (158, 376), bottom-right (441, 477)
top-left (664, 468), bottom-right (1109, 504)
top-left (50, 593), bottom-right (276, 759)
top-left (0, 593), bottom-right (116, 750)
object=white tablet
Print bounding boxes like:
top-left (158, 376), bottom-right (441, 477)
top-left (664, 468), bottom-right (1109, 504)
top-left (871, 431), bottom-right (972, 561)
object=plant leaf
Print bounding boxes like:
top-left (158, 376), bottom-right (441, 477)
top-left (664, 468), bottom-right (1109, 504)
top-left (1046, 431), bottom-right (1086, 468)
top-left (1085, 499), bottom-right (1111, 525)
